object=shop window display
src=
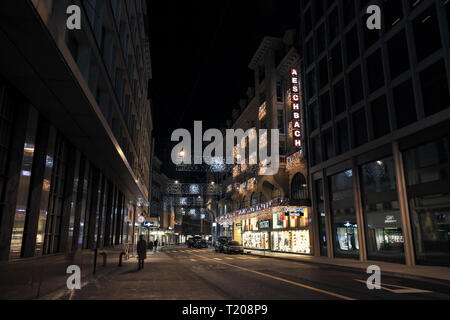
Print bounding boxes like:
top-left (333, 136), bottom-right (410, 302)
top-left (242, 232), bottom-right (269, 249)
top-left (271, 230), bottom-right (310, 254)
top-left (273, 211), bottom-right (288, 229)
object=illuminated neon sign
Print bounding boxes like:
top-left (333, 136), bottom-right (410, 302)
top-left (291, 68), bottom-right (302, 149)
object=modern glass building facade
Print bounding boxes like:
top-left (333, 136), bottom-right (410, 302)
top-left (0, 0), bottom-right (152, 261)
top-left (300, 0), bottom-right (450, 266)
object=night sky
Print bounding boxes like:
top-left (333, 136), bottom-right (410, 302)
top-left (147, 0), bottom-right (300, 174)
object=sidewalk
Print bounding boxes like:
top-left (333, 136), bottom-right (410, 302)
top-left (245, 249), bottom-right (450, 283)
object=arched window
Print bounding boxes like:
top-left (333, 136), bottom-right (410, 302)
top-left (291, 173), bottom-right (309, 200)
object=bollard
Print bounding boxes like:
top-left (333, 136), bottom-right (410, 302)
top-left (100, 252), bottom-right (107, 267)
top-left (118, 251), bottom-right (126, 267)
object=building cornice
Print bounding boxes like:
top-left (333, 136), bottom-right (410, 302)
top-left (277, 47), bottom-right (301, 75)
top-left (248, 37), bottom-right (281, 69)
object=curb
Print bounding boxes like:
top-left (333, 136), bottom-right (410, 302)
top-left (245, 251), bottom-right (450, 286)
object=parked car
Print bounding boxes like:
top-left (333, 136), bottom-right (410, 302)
top-left (215, 236), bottom-right (231, 253)
top-left (224, 241), bottom-right (244, 254)
top-left (194, 239), bottom-right (208, 249)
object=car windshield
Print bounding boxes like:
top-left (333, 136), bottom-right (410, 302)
top-left (229, 241), bottom-right (240, 246)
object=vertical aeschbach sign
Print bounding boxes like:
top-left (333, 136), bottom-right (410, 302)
top-left (291, 68), bottom-right (302, 150)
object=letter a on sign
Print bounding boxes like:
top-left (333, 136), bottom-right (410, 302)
top-left (366, 5), bottom-right (381, 30)
top-left (66, 5), bottom-right (81, 30)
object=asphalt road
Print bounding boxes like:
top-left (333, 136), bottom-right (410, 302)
top-left (60, 246), bottom-right (450, 300)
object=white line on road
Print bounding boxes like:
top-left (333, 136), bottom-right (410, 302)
top-left (353, 279), bottom-right (433, 293)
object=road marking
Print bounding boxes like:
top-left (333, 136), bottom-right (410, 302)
top-left (224, 257), bottom-right (234, 260)
top-left (190, 259), bottom-right (197, 262)
top-left (213, 258), bottom-right (222, 261)
top-left (187, 252), bottom-right (355, 300)
top-left (353, 279), bottom-right (432, 293)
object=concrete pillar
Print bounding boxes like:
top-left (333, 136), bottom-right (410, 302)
top-left (311, 177), bottom-right (321, 257)
top-left (393, 141), bottom-right (416, 266)
top-left (352, 159), bottom-right (367, 261)
top-left (322, 169), bottom-right (334, 258)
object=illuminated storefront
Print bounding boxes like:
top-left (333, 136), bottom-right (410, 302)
top-left (218, 202), bottom-right (312, 255)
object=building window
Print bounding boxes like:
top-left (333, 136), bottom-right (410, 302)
top-left (277, 110), bottom-right (285, 134)
top-left (276, 81), bottom-right (283, 102)
top-left (330, 43), bottom-right (343, 78)
top-left (323, 128), bottom-right (334, 160)
top-left (329, 169), bottom-right (359, 259)
top-left (420, 60), bottom-right (450, 117)
top-left (393, 79), bottom-right (417, 129)
top-left (360, 157), bottom-right (405, 263)
top-left (316, 24), bottom-right (326, 55)
top-left (311, 135), bottom-right (322, 165)
top-left (371, 95), bottom-right (390, 139)
top-left (291, 173), bottom-right (309, 201)
top-left (320, 92), bottom-right (331, 125)
top-left (366, 49), bottom-right (384, 93)
top-left (43, 135), bottom-right (70, 254)
top-left (349, 65), bottom-right (363, 105)
top-left (333, 80), bottom-right (346, 115)
top-left (352, 109), bottom-right (368, 147)
top-left (318, 57), bottom-right (328, 89)
top-left (309, 101), bottom-right (319, 132)
top-left (9, 106), bottom-right (39, 260)
top-left (345, 26), bottom-right (359, 65)
top-left (382, 0), bottom-right (403, 32)
top-left (307, 69), bottom-right (317, 98)
top-left (328, 7), bottom-right (339, 41)
top-left (0, 86), bottom-right (13, 213)
top-left (403, 135), bottom-right (450, 266)
top-left (337, 119), bottom-right (349, 155)
top-left (387, 30), bottom-right (410, 80)
top-left (413, 5), bottom-right (442, 63)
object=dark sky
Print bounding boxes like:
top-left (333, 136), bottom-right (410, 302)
top-left (147, 0), bottom-right (300, 173)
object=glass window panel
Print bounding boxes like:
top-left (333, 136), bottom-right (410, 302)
top-left (329, 169), bottom-right (359, 258)
top-left (404, 136), bottom-right (450, 266)
top-left (9, 107), bottom-right (38, 259)
top-left (360, 157), bottom-right (405, 263)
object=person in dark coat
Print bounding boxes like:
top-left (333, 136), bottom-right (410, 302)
top-left (137, 235), bottom-right (147, 270)
top-left (153, 239), bottom-right (158, 252)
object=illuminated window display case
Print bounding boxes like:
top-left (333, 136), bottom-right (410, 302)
top-left (242, 231), bottom-right (269, 249)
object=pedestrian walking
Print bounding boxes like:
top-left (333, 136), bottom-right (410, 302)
top-left (153, 239), bottom-right (158, 252)
top-left (137, 235), bottom-right (147, 270)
